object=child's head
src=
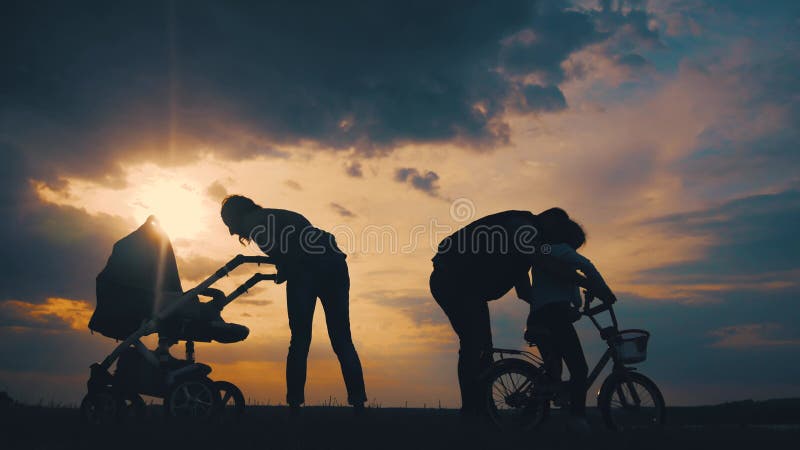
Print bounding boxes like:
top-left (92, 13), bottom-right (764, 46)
top-left (538, 207), bottom-right (586, 249)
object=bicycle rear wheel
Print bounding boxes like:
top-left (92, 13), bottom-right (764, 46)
top-left (484, 359), bottom-right (546, 430)
top-left (598, 371), bottom-right (665, 431)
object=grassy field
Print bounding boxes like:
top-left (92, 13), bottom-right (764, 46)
top-left (2, 402), bottom-right (799, 450)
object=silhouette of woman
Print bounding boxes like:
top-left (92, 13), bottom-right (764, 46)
top-left (220, 195), bottom-right (367, 413)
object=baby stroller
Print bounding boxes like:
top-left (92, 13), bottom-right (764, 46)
top-left (81, 216), bottom-right (276, 423)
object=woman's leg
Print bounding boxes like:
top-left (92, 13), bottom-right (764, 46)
top-left (317, 257), bottom-right (367, 406)
top-left (285, 271), bottom-right (318, 407)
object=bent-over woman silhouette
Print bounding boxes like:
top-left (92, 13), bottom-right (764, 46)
top-left (220, 195), bottom-right (367, 414)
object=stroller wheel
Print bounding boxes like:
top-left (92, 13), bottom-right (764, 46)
top-left (116, 393), bottom-right (146, 424)
top-left (80, 390), bottom-right (117, 425)
top-left (213, 381), bottom-right (245, 423)
top-left (165, 378), bottom-right (218, 420)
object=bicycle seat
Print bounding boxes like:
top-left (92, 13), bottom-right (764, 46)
top-left (524, 327), bottom-right (551, 345)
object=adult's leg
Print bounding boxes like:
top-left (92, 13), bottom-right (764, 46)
top-left (430, 270), bottom-right (492, 414)
top-left (463, 300), bottom-right (493, 413)
top-left (285, 271), bottom-right (318, 406)
top-left (318, 257), bottom-right (367, 406)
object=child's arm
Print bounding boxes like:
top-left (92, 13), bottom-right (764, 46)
top-left (549, 245), bottom-right (617, 304)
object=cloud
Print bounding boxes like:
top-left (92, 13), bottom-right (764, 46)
top-left (709, 323), bottom-right (800, 349)
top-left (615, 53), bottom-right (650, 69)
top-left (330, 202), bottom-right (356, 218)
top-left (236, 299), bottom-right (273, 307)
top-left (0, 298), bottom-right (92, 332)
top-left (284, 180), bottom-right (303, 191)
top-left (643, 189), bottom-right (800, 285)
top-left (0, 143), bottom-right (131, 304)
top-left (344, 161), bottom-right (364, 178)
top-left (672, 52), bottom-right (800, 197)
top-left (205, 180), bottom-right (228, 201)
top-left (394, 168), bottom-right (441, 197)
top-left (0, 0), bottom-right (663, 193)
top-left (363, 290), bottom-right (449, 328)
top-left (518, 84), bottom-right (568, 112)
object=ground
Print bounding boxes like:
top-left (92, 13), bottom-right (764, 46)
top-left (3, 402), bottom-right (800, 450)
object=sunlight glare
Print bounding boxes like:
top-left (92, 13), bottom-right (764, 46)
top-left (131, 179), bottom-right (206, 240)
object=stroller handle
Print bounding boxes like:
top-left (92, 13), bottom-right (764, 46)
top-left (100, 254), bottom-right (277, 369)
top-left (226, 255), bottom-right (274, 269)
top-left (216, 273), bottom-right (277, 309)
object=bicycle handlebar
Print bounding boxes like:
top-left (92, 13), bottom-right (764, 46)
top-left (585, 302), bottom-right (611, 316)
top-left (581, 289), bottom-right (619, 332)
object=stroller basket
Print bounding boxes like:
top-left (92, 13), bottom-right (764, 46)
top-left (611, 329), bottom-right (650, 364)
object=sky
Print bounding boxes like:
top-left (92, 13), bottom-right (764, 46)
top-left (1, 0), bottom-right (799, 407)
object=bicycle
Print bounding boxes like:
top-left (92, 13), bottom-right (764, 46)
top-left (483, 291), bottom-right (666, 431)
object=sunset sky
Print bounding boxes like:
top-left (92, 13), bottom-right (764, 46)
top-left (2, 0), bottom-right (799, 407)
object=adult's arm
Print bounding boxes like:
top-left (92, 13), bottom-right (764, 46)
top-left (514, 270), bottom-right (533, 303)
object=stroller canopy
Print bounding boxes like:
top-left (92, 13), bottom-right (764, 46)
top-left (89, 216), bottom-right (183, 340)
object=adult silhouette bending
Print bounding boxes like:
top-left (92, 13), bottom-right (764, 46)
top-left (429, 208), bottom-right (616, 417)
top-left (220, 195), bottom-right (367, 414)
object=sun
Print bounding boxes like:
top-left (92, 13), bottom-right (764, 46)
top-left (130, 179), bottom-right (207, 240)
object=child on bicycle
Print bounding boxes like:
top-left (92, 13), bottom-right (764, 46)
top-left (521, 215), bottom-right (616, 431)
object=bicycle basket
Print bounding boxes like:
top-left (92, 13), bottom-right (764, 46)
top-left (611, 329), bottom-right (650, 364)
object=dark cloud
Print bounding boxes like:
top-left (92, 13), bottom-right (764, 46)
top-left (595, 1), bottom-right (662, 52)
top-left (394, 168), bottom-right (441, 197)
top-left (643, 189), bottom-right (800, 284)
top-left (500, 9), bottom-right (599, 84)
top-left (330, 202), bottom-right (356, 218)
top-left (0, 326), bottom-right (110, 375)
top-left (344, 161), bottom-right (364, 178)
top-left (517, 84), bottom-right (567, 112)
top-left (1, 0), bottom-right (660, 191)
top-left (0, 143), bottom-right (131, 304)
top-left (615, 53), bottom-right (650, 68)
top-left (0, 301), bottom-right (72, 332)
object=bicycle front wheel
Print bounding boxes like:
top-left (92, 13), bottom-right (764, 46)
top-left (484, 359), bottom-right (547, 430)
top-left (598, 371), bottom-right (665, 431)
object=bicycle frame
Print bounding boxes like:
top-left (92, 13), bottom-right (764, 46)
top-left (490, 293), bottom-right (634, 396)
top-left (584, 299), bottom-right (636, 384)
top-left (486, 292), bottom-right (661, 429)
